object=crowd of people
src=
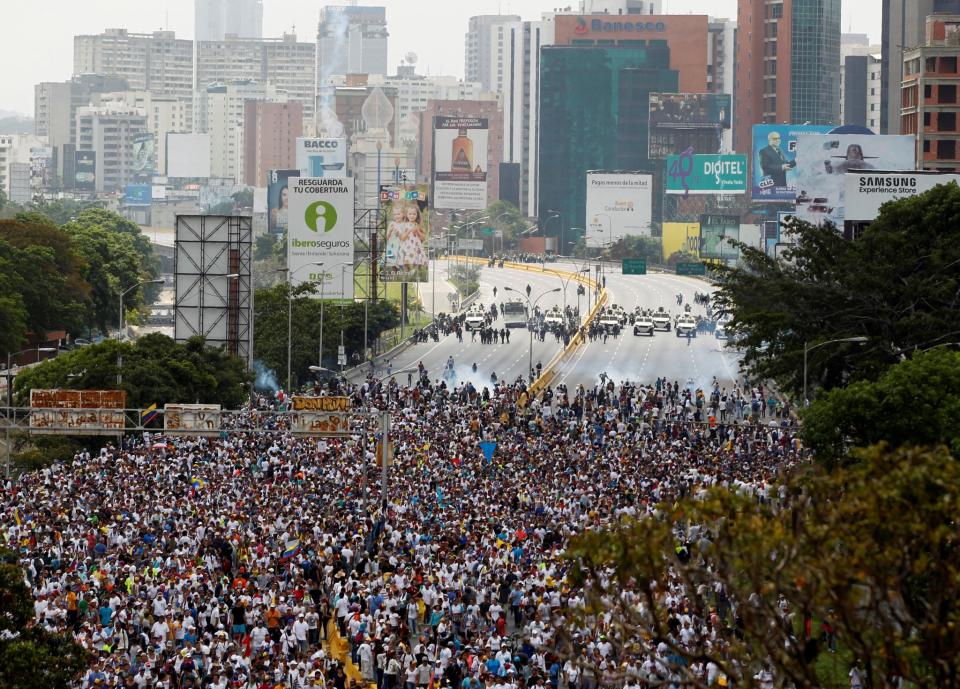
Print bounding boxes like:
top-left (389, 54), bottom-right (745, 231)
top-left (3, 370), bottom-right (803, 689)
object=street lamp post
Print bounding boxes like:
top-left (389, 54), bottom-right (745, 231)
top-left (504, 286), bottom-right (561, 382)
top-left (118, 278), bottom-right (164, 386)
top-left (5, 346), bottom-right (57, 478)
top-left (285, 262), bottom-right (324, 393)
top-left (803, 336), bottom-right (869, 405)
top-left (545, 211), bottom-right (564, 256)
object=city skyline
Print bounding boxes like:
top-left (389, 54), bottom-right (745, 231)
top-left (1, 0), bottom-right (879, 114)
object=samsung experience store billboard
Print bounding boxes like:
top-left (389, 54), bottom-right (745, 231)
top-left (844, 172), bottom-right (960, 222)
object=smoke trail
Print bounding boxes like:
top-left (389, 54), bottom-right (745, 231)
top-left (253, 360), bottom-right (279, 393)
top-left (317, 7), bottom-right (349, 137)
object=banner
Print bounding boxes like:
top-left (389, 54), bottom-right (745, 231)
top-left (662, 222), bottom-right (700, 260)
top-left (433, 116), bottom-right (489, 209)
top-left (267, 169), bottom-right (299, 234)
top-left (648, 93), bottom-right (731, 160)
top-left (29, 389), bottom-right (126, 436)
top-left (163, 404), bottom-right (222, 436)
top-left (74, 150), bottom-right (96, 192)
top-left (287, 176), bottom-right (355, 298)
top-left (382, 184), bottom-right (430, 282)
top-left (666, 152), bottom-right (747, 195)
top-left (296, 138), bottom-right (347, 178)
top-left (132, 133), bottom-right (155, 176)
top-left (124, 184), bottom-right (151, 206)
top-left (585, 172), bottom-right (653, 247)
top-left (751, 124), bottom-right (833, 202)
top-left (29, 146), bottom-right (54, 191)
top-left (792, 134), bottom-right (915, 226)
top-left (699, 214), bottom-right (740, 260)
top-left (844, 172), bottom-right (960, 222)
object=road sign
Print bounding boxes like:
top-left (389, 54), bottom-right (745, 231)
top-left (622, 258), bottom-right (647, 275)
top-left (480, 226), bottom-right (495, 237)
top-left (337, 345), bottom-right (345, 355)
top-left (676, 262), bottom-right (707, 276)
top-left (337, 354), bottom-right (347, 366)
top-left (457, 239), bottom-right (484, 250)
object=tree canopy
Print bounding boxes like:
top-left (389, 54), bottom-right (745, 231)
top-left (713, 182), bottom-right (960, 398)
top-left (13, 334), bottom-right (250, 409)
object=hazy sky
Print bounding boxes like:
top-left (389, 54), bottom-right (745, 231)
top-left (1, 0), bottom-right (880, 115)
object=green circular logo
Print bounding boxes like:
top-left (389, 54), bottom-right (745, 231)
top-left (304, 200), bottom-right (338, 233)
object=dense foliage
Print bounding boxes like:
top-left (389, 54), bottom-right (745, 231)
top-left (713, 183), bottom-right (960, 398)
top-left (13, 334), bottom-right (250, 409)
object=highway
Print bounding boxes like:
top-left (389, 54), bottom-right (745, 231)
top-left (357, 259), bottom-right (742, 394)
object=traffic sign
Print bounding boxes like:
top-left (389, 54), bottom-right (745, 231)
top-left (622, 258), bottom-right (647, 275)
top-left (337, 354), bottom-right (347, 366)
top-left (676, 262), bottom-right (707, 276)
top-left (337, 345), bottom-right (345, 355)
top-left (480, 226), bottom-right (495, 237)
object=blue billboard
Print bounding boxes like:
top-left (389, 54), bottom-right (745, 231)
top-left (124, 184), bottom-right (151, 206)
top-left (751, 124), bottom-right (832, 203)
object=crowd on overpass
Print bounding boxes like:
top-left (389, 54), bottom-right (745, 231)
top-left (3, 371), bottom-right (801, 689)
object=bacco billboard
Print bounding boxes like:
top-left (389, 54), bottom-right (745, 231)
top-left (287, 177), bottom-right (355, 298)
top-left (844, 171), bottom-right (960, 222)
top-left (585, 172), bottom-right (653, 247)
top-left (296, 137), bottom-right (346, 178)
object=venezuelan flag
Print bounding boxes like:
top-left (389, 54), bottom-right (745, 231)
top-left (191, 477), bottom-right (205, 490)
top-left (281, 539), bottom-right (300, 560)
top-left (141, 403), bottom-right (159, 425)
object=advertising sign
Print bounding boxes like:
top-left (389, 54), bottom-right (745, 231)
top-left (74, 150), bottom-right (96, 192)
top-left (124, 184), bottom-right (151, 206)
top-left (666, 153), bottom-right (747, 195)
top-left (290, 395), bottom-right (351, 436)
top-left (792, 134), bottom-right (915, 226)
top-left (662, 222), bottom-right (700, 259)
top-left (699, 214), bottom-right (740, 260)
top-left (166, 133), bottom-right (212, 178)
top-left (648, 93), bottom-right (732, 160)
top-left (751, 124), bottom-right (833, 202)
top-left (844, 171), bottom-right (960, 222)
top-left (29, 146), bottom-right (54, 191)
top-left (382, 184), bottom-right (430, 282)
top-left (296, 137), bottom-right (346, 178)
top-left (433, 116), bottom-right (489, 210)
top-left (163, 404), bottom-right (222, 436)
top-left (267, 169), bottom-right (299, 234)
top-left (287, 176), bottom-right (355, 297)
top-left (585, 172), bottom-right (653, 247)
top-left (132, 133), bottom-right (155, 175)
top-left (29, 389), bottom-right (126, 436)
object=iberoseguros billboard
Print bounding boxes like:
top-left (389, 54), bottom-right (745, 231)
top-left (287, 176), bottom-right (355, 298)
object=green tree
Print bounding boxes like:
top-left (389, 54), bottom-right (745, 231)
top-left (13, 334), bottom-right (250, 409)
top-left (24, 198), bottom-right (101, 225)
top-left (253, 283), bottom-right (399, 389)
top-left (715, 184), bottom-right (960, 397)
top-left (802, 348), bottom-right (960, 465)
top-left (665, 249), bottom-right (699, 266)
top-left (232, 187), bottom-right (254, 209)
top-left (566, 443), bottom-right (960, 689)
top-left (0, 550), bottom-right (89, 689)
top-left (603, 236), bottom-right (661, 264)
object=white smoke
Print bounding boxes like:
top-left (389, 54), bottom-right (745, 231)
top-left (317, 7), bottom-right (349, 137)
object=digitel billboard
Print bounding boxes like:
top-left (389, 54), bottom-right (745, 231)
top-left (666, 152), bottom-right (747, 195)
top-left (648, 93), bottom-right (731, 160)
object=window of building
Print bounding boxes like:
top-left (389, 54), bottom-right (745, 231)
top-left (927, 57), bottom-right (938, 73)
top-left (939, 139), bottom-right (956, 159)
top-left (925, 84), bottom-right (933, 99)
top-left (771, 4), bottom-right (783, 19)
top-left (925, 111), bottom-right (932, 126)
top-left (940, 84), bottom-right (957, 103)
top-left (939, 111), bottom-right (956, 131)
top-left (942, 56), bottom-right (958, 73)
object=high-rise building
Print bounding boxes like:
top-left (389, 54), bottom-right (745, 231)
top-left (197, 80), bottom-right (283, 181)
top-left (92, 92), bottom-right (193, 175)
top-left (73, 29), bottom-right (193, 102)
top-left (195, 0), bottom-right (263, 41)
top-left (734, 0), bottom-right (841, 153)
top-left (465, 15), bottom-right (522, 93)
top-left (901, 14), bottom-right (960, 171)
top-left (196, 34), bottom-right (316, 127)
top-left (538, 46), bottom-right (679, 253)
top-left (840, 34), bottom-right (870, 126)
top-left (881, 0), bottom-right (960, 134)
top-left (417, 99), bottom-right (504, 207)
top-left (708, 18), bottom-right (738, 99)
top-left (74, 104), bottom-right (149, 192)
top-left (0, 134), bottom-right (46, 201)
top-left (317, 5), bottom-right (389, 80)
top-left (242, 100), bottom-right (302, 187)
top-left (580, 0), bottom-right (663, 12)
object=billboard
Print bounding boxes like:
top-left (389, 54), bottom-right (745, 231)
top-left (844, 172), bottom-right (960, 222)
top-left (132, 133), bottom-right (155, 175)
top-left (29, 146), bottom-right (54, 191)
top-left (267, 169), bottom-right (299, 234)
top-left (124, 184), bottom-right (151, 206)
top-left (166, 133), bottom-right (212, 178)
top-left (585, 172), bottom-right (653, 247)
top-left (296, 137), bottom-right (346, 178)
top-left (648, 93), bottom-right (732, 159)
top-left (29, 389), bottom-right (126, 436)
top-left (792, 134), bottom-right (915, 226)
top-left (666, 153), bottom-right (747, 195)
top-left (751, 124), bottom-right (833, 202)
top-left (382, 184), bottom-right (430, 282)
top-left (699, 214), bottom-right (740, 260)
top-left (433, 116), bottom-right (489, 209)
top-left (163, 404), bottom-right (222, 436)
top-left (287, 176), bottom-right (355, 298)
top-left (662, 222), bottom-right (700, 259)
top-left (74, 150), bottom-right (96, 192)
